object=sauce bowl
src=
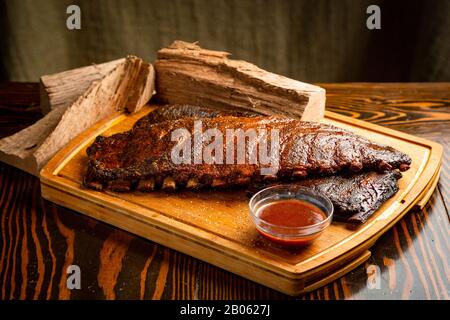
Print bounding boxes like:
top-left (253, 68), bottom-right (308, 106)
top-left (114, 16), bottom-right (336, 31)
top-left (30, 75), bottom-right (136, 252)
top-left (249, 185), bottom-right (334, 246)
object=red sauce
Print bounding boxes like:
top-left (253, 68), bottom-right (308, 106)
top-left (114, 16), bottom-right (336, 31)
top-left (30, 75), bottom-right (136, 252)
top-left (257, 199), bottom-right (327, 246)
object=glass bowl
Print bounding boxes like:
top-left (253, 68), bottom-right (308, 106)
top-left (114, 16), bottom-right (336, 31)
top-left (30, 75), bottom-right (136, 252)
top-left (249, 185), bottom-right (334, 246)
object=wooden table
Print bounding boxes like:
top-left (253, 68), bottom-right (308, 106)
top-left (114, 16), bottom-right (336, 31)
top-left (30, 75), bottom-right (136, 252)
top-left (0, 82), bottom-right (449, 300)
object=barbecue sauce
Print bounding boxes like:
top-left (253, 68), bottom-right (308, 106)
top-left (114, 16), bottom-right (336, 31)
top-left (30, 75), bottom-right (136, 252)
top-left (257, 199), bottom-right (327, 245)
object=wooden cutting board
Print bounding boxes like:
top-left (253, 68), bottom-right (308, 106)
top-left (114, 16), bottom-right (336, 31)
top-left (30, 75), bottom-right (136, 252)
top-left (39, 105), bottom-right (443, 295)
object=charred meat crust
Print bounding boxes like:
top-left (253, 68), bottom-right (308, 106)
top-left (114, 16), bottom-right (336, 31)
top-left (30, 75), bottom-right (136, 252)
top-left (84, 114), bottom-right (411, 190)
top-left (132, 104), bottom-right (260, 131)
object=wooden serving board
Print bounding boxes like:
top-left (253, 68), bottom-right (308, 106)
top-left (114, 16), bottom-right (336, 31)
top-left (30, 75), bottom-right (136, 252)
top-left (40, 105), bottom-right (443, 296)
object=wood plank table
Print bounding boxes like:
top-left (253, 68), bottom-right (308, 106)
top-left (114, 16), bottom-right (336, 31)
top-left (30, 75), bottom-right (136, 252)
top-left (0, 82), bottom-right (448, 300)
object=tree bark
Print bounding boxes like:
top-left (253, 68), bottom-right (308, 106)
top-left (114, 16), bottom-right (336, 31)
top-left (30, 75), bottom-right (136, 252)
top-left (155, 41), bottom-right (325, 121)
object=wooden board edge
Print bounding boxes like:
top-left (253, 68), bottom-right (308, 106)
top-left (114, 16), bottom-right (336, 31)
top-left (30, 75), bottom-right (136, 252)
top-left (325, 111), bottom-right (444, 151)
top-left (303, 250), bottom-right (371, 293)
top-left (416, 167), bottom-right (441, 208)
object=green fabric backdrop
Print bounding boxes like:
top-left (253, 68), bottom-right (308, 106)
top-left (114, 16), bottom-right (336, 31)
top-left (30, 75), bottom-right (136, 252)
top-left (1, 0), bottom-right (449, 82)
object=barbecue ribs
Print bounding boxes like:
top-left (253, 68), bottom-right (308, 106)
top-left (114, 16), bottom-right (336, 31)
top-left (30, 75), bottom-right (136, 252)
top-left (84, 105), bottom-right (411, 192)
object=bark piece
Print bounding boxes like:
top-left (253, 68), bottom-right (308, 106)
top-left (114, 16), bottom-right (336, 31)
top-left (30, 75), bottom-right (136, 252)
top-left (0, 56), bottom-right (155, 176)
top-left (40, 58), bottom-right (125, 114)
top-left (154, 41), bottom-right (326, 121)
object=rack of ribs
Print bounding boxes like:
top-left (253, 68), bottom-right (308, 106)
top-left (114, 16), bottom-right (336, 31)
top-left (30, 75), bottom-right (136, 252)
top-left (84, 105), bottom-right (410, 191)
top-left (83, 105), bottom-right (411, 224)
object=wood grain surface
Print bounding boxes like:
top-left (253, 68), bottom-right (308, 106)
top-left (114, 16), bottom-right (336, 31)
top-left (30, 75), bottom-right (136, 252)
top-left (0, 82), bottom-right (449, 300)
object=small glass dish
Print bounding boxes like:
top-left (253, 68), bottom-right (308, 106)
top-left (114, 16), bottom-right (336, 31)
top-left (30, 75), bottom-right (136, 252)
top-left (249, 185), bottom-right (334, 246)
